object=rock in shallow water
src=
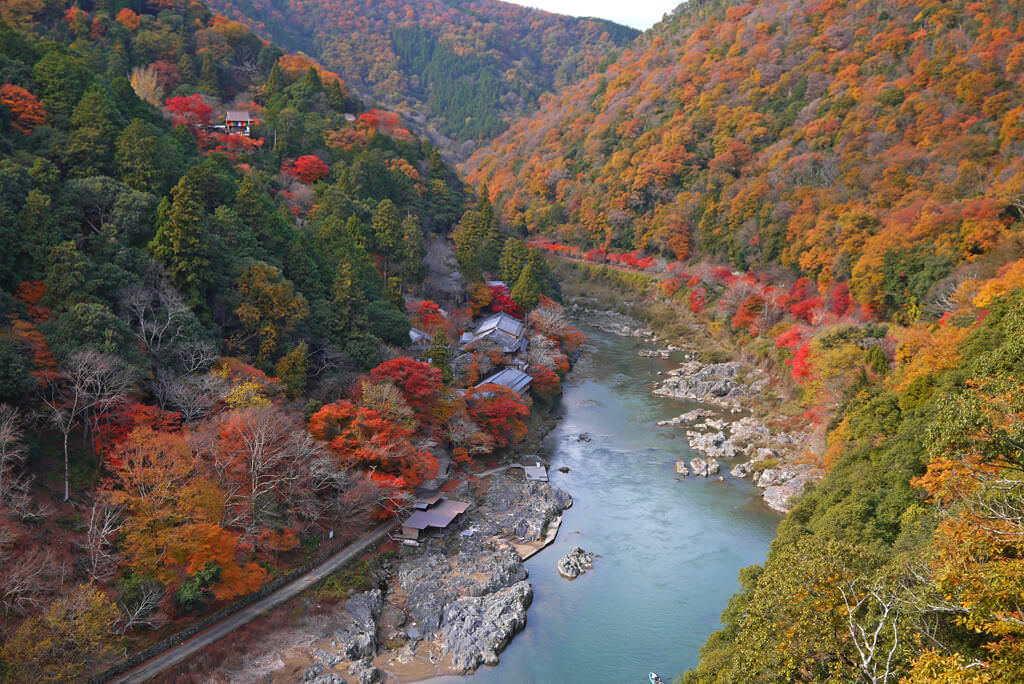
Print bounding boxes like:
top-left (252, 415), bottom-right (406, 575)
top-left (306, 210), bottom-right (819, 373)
top-left (674, 460), bottom-right (690, 476)
top-left (557, 546), bottom-right (595, 579)
top-left (690, 457), bottom-right (720, 477)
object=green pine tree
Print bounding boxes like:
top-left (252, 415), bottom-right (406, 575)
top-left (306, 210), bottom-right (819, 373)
top-left (426, 330), bottom-right (453, 383)
top-left (199, 53), bottom-right (219, 96)
top-left (511, 259), bottom-right (541, 312)
top-left (371, 199), bottom-right (402, 279)
top-left (400, 214), bottom-right (427, 286)
top-left (116, 119), bottom-right (160, 193)
top-left (149, 173), bottom-right (210, 306)
top-left (500, 237), bottom-right (528, 284)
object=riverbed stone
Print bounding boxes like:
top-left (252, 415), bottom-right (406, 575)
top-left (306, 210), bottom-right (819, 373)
top-left (331, 590), bottom-right (382, 660)
top-left (674, 460), bottom-right (690, 476)
top-left (557, 546), bottom-right (595, 579)
top-left (690, 457), bottom-right (720, 477)
top-left (310, 675), bottom-right (346, 684)
top-left (347, 659), bottom-right (381, 684)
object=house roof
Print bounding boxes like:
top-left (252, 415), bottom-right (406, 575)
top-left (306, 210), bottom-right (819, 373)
top-left (476, 367), bottom-right (532, 395)
top-left (225, 110), bottom-right (251, 122)
top-left (409, 328), bottom-right (432, 348)
top-left (524, 463), bottom-right (548, 481)
top-left (466, 312), bottom-right (525, 353)
top-left (403, 499), bottom-right (470, 530)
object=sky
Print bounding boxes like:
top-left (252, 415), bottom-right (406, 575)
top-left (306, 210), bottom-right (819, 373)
top-left (505, 0), bottom-right (679, 30)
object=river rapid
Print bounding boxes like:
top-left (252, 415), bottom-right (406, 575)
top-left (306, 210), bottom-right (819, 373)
top-left (431, 325), bottom-right (780, 683)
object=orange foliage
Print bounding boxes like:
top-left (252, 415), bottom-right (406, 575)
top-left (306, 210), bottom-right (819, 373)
top-left (308, 401), bottom-right (438, 488)
top-left (0, 84), bottom-right (46, 134)
top-left (115, 7), bottom-right (140, 30)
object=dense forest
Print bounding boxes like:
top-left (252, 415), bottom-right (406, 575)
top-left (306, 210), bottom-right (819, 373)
top-left (465, 0), bottom-right (1024, 318)
top-left (459, 0), bottom-right (1024, 679)
top-left (0, 0), bottom-right (577, 679)
top-left (3, 0), bottom-right (1024, 679)
top-left (200, 0), bottom-right (639, 152)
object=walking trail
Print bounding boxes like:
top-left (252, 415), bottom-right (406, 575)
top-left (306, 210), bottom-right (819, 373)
top-left (111, 520), bottom-right (397, 683)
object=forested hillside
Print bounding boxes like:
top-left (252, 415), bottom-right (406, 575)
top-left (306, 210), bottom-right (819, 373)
top-left (0, 0), bottom-right (579, 678)
top-left (202, 0), bottom-right (639, 153)
top-left (466, 0), bottom-right (1024, 319)
top-left (459, 0), bottom-right (1024, 679)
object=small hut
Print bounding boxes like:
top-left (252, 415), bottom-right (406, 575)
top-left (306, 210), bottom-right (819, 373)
top-left (401, 498), bottom-right (470, 540)
top-left (408, 327), bottom-right (432, 353)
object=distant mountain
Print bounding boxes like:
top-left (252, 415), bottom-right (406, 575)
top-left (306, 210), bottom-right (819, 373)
top-left (203, 0), bottom-right (639, 156)
top-left (464, 0), bottom-right (1024, 317)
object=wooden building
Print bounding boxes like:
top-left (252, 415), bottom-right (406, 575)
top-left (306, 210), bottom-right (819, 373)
top-left (225, 110), bottom-right (252, 136)
top-left (401, 498), bottom-right (470, 540)
top-left (476, 367), bottom-right (532, 396)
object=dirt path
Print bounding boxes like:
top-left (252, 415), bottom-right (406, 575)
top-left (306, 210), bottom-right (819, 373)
top-left (111, 520), bottom-right (398, 684)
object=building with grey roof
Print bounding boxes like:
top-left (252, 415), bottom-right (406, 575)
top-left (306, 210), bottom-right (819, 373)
top-left (461, 312), bottom-right (526, 353)
top-left (476, 367), bottom-right (532, 396)
top-left (401, 498), bottom-right (470, 540)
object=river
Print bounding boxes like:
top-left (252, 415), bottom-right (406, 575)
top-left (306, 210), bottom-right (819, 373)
top-left (431, 325), bottom-right (780, 683)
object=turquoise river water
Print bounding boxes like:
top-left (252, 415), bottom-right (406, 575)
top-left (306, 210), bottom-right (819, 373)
top-left (431, 326), bottom-right (780, 684)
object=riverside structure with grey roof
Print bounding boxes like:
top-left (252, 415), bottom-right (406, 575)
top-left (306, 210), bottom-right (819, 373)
top-left (459, 312), bottom-right (526, 353)
top-left (475, 367), bottom-right (532, 396)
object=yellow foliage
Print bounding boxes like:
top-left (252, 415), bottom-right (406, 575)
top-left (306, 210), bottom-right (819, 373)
top-left (905, 650), bottom-right (992, 683)
top-left (130, 66), bottom-right (163, 107)
top-left (972, 259), bottom-right (1024, 309)
top-left (889, 323), bottom-right (971, 392)
top-left (823, 415), bottom-right (849, 471)
top-left (224, 380), bottom-right (270, 409)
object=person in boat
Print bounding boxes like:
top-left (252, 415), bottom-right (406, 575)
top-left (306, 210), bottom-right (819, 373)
top-left (649, 673), bottom-right (663, 684)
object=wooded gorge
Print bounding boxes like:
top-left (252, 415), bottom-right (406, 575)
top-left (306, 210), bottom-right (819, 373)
top-left (0, 0), bottom-right (579, 679)
top-left (201, 0), bottom-right (639, 152)
top-left (2, 0), bottom-right (1024, 680)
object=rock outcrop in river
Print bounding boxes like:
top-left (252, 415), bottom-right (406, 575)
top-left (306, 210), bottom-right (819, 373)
top-left (653, 361), bottom-right (769, 408)
top-left (654, 358), bottom-right (816, 512)
top-left (557, 546), bottom-right (595, 579)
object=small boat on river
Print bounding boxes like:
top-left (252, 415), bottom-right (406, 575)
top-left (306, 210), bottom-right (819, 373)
top-left (649, 673), bottom-right (663, 684)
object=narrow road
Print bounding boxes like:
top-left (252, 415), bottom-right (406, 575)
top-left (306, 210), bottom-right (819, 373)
top-left (112, 520), bottom-right (398, 684)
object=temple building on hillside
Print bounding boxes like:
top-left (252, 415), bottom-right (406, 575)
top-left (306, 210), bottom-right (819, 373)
top-left (225, 110), bottom-right (252, 136)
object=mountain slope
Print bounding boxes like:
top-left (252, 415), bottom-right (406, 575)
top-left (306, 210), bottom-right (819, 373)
top-left (202, 0), bottom-right (639, 154)
top-left (464, 0), bottom-right (1024, 318)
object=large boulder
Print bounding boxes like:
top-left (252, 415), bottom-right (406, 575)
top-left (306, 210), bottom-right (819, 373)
top-left (763, 472), bottom-right (813, 513)
top-left (557, 546), bottom-right (595, 579)
top-left (332, 590), bottom-right (383, 661)
top-left (674, 460), bottom-right (690, 476)
top-left (440, 581), bottom-right (533, 672)
top-left (347, 659), bottom-right (382, 684)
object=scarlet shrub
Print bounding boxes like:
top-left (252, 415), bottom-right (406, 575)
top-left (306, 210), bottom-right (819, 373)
top-left (283, 155), bottom-right (329, 184)
top-left (462, 384), bottom-right (530, 450)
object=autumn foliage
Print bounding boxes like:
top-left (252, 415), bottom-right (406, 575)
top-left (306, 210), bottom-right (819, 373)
top-left (461, 384), bottom-right (530, 450)
top-left (0, 83), bottom-right (46, 134)
top-left (368, 357), bottom-right (444, 431)
top-left (308, 400), bottom-right (438, 488)
top-left (282, 155), bottom-right (329, 184)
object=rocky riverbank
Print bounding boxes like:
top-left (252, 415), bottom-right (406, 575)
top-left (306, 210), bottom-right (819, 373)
top-left (653, 359), bottom-right (815, 513)
top-left (566, 303), bottom-right (657, 341)
top-left (243, 471), bottom-right (573, 683)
